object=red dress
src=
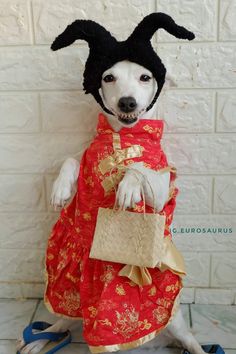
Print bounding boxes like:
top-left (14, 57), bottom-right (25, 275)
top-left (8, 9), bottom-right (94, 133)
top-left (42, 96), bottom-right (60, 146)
top-left (44, 113), bottom-right (185, 353)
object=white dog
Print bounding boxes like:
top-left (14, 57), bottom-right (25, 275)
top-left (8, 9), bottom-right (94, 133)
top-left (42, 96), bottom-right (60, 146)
top-left (17, 60), bottom-right (205, 354)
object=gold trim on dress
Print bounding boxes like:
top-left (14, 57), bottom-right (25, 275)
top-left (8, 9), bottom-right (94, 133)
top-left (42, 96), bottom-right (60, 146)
top-left (112, 132), bottom-right (122, 150)
top-left (98, 145), bottom-right (144, 175)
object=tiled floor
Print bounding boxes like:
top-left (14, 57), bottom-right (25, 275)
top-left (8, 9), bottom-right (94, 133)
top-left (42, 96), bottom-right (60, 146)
top-left (1, 299), bottom-right (235, 354)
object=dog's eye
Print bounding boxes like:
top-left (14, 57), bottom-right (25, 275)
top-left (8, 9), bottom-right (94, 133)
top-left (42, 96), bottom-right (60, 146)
top-left (103, 74), bottom-right (115, 83)
top-left (140, 74), bottom-right (151, 82)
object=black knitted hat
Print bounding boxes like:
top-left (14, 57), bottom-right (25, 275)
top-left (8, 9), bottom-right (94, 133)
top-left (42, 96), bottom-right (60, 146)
top-left (51, 13), bottom-right (195, 115)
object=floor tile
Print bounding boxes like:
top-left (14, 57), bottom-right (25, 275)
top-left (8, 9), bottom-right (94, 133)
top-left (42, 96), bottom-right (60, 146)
top-left (32, 300), bottom-right (84, 343)
top-left (0, 340), bottom-right (17, 354)
top-left (45, 343), bottom-right (89, 354)
top-left (190, 304), bottom-right (236, 348)
top-left (181, 304), bottom-right (191, 328)
top-left (0, 299), bottom-right (38, 340)
top-left (121, 347), bottom-right (180, 354)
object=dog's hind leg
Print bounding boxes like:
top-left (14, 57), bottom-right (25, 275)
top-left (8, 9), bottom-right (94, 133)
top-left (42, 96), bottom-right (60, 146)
top-left (166, 308), bottom-right (205, 354)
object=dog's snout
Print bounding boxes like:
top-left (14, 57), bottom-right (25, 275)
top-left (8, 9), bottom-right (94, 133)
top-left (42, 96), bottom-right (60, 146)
top-left (118, 96), bottom-right (137, 113)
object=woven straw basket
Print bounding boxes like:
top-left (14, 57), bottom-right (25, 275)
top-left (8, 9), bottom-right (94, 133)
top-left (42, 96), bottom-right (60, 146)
top-left (89, 166), bottom-right (167, 268)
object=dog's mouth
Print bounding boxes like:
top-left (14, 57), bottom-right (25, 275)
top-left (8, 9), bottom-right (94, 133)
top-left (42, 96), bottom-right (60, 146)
top-left (111, 108), bottom-right (146, 126)
top-left (118, 113), bottom-right (138, 125)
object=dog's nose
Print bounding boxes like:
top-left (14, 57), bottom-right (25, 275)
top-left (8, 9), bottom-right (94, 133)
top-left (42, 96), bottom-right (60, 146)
top-left (118, 97), bottom-right (137, 113)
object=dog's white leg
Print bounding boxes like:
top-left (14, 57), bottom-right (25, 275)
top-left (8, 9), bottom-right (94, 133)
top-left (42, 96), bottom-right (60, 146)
top-left (116, 162), bottom-right (170, 210)
top-left (165, 308), bottom-right (205, 354)
top-left (16, 318), bottom-right (75, 354)
top-left (51, 157), bottom-right (80, 208)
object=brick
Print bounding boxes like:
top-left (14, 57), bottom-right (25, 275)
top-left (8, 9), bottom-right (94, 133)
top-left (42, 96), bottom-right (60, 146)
top-left (180, 288), bottom-right (195, 304)
top-left (41, 91), bottom-right (99, 133)
top-left (172, 215), bottom-right (236, 252)
top-left (156, 0), bottom-right (217, 41)
top-left (0, 46), bottom-right (87, 90)
top-left (0, 213), bottom-right (57, 249)
top-left (0, 134), bottom-right (91, 173)
top-left (216, 91), bottom-right (236, 132)
top-left (162, 134), bottom-right (236, 174)
top-left (0, 282), bottom-right (44, 299)
top-left (0, 94), bottom-right (40, 133)
top-left (214, 176), bottom-right (236, 213)
top-left (0, 249), bottom-right (45, 282)
top-left (219, 0), bottom-right (236, 40)
top-left (195, 288), bottom-right (234, 305)
top-left (182, 252), bottom-right (210, 287)
top-left (159, 90), bottom-right (214, 133)
top-left (157, 43), bottom-right (236, 88)
top-left (0, 175), bottom-right (46, 212)
top-left (32, 0), bottom-right (155, 44)
top-left (211, 253), bottom-right (236, 287)
top-left (0, 0), bottom-right (32, 45)
top-left (175, 176), bottom-right (212, 214)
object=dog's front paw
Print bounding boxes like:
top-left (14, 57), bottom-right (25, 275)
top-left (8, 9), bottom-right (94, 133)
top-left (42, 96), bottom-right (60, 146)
top-left (116, 172), bottom-right (142, 209)
top-left (50, 174), bottom-right (75, 209)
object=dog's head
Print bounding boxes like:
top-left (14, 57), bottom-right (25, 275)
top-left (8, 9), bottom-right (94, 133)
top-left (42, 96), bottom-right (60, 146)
top-left (51, 13), bottom-right (194, 127)
top-left (100, 60), bottom-right (157, 126)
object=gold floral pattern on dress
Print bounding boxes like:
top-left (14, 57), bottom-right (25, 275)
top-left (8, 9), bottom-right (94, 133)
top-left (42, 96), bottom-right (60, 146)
top-left (152, 306), bottom-right (169, 324)
top-left (57, 249), bottom-right (68, 272)
top-left (148, 286), bottom-right (157, 296)
top-left (113, 305), bottom-right (140, 339)
top-left (47, 266), bottom-right (56, 285)
top-left (166, 281), bottom-right (181, 293)
top-left (71, 252), bottom-right (81, 263)
top-left (85, 176), bottom-right (94, 187)
top-left (83, 212), bottom-right (91, 221)
top-left (57, 289), bottom-right (81, 316)
top-left (115, 284), bottom-right (126, 295)
top-left (48, 239), bottom-right (56, 247)
top-left (140, 300), bottom-right (155, 310)
top-left (88, 306), bottom-right (98, 318)
top-left (138, 318), bottom-right (152, 330)
top-left (156, 298), bottom-right (172, 308)
top-left (98, 299), bottom-right (118, 311)
top-left (97, 318), bottom-right (112, 326)
top-left (66, 272), bottom-right (80, 283)
top-left (47, 253), bottom-right (54, 261)
top-left (133, 204), bottom-right (145, 213)
top-left (100, 265), bottom-right (116, 286)
top-left (143, 124), bottom-right (162, 136)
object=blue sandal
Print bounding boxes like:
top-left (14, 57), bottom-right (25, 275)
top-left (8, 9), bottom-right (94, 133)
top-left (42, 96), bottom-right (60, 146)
top-left (16, 321), bottom-right (72, 354)
top-left (182, 344), bottom-right (225, 354)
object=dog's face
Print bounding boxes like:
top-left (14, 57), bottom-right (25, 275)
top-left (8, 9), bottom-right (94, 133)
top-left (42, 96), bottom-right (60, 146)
top-left (100, 60), bottom-right (157, 127)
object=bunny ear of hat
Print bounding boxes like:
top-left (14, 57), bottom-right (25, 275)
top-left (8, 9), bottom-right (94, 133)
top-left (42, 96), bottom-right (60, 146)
top-left (127, 12), bottom-right (195, 43)
top-left (51, 19), bottom-right (117, 51)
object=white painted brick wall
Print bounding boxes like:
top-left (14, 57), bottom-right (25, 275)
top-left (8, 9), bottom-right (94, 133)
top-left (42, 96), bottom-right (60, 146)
top-left (0, 0), bottom-right (235, 304)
